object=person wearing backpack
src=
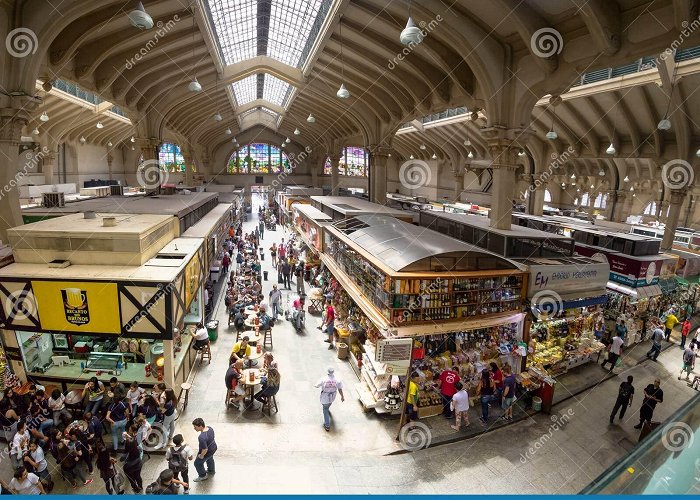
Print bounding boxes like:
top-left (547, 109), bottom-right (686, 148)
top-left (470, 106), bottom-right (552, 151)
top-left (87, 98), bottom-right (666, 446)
top-left (146, 469), bottom-right (188, 495)
top-left (678, 345), bottom-right (697, 382)
top-left (166, 434), bottom-right (194, 494)
top-left (314, 368), bottom-right (344, 432)
top-left (610, 375), bottom-right (635, 423)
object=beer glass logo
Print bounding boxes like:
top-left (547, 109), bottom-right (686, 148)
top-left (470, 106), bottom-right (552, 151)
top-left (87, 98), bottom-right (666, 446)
top-left (61, 288), bottom-right (90, 325)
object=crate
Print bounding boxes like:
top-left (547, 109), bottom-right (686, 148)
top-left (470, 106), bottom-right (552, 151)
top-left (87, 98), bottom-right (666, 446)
top-left (42, 192), bottom-right (65, 208)
top-left (110, 185), bottom-right (124, 196)
top-left (417, 404), bottom-right (443, 419)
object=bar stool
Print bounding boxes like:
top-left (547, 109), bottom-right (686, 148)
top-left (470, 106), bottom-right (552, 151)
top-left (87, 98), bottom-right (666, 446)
top-left (260, 394), bottom-right (278, 416)
top-left (180, 382), bottom-right (192, 411)
top-left (262, 328), bottom-right (273, 350)
top-left (199, 342), bottom-right (212, 364)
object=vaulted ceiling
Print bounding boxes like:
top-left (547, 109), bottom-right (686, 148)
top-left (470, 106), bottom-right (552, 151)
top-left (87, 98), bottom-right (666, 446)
top-left (5, 0), bottom-right (698, 172)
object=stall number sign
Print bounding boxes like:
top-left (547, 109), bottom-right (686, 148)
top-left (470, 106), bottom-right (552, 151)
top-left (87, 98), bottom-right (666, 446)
top-left (61, 288), bottom-right (90, 325)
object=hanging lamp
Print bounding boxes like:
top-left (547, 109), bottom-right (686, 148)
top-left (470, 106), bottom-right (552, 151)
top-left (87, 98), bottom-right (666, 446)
top-left (96, 121), bottom-right (104, 129)
top-left (336, 16), bottom-right (350, 99)
top-left (307, 114), bottom-right (315, 123)
top-left (606, 143), bottom-right (616, 155)
top-left (294, 128), bottom-right (301, 135)
top-left (127, 1), bottom-right (154, 30)
top-left (187, 7), bottom-right (201, 92)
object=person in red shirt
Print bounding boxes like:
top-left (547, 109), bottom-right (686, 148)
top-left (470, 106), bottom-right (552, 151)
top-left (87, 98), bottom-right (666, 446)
top-left (321, 300), bottom-right (335, 350)
top-left (681, 319), bottom-right (692, 349)
top-left (490, 362), bottom-right (504, 401)
top-left (437, 368), bottom-right (461, 418)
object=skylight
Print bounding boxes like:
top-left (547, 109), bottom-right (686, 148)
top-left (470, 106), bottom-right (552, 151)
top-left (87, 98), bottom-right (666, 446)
top-left (205, 0), bottom-right (331, 69)
top-left (231, 74), bottom-right (257, 106)
top-left (262, 74), bottom-right (291, 107)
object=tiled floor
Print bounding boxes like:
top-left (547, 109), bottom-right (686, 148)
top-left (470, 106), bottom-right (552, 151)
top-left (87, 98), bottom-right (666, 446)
top-left (5, 197), bottom-right (697, 494)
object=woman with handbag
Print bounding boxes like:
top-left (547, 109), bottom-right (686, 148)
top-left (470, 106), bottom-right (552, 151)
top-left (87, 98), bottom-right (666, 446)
top-left (476, 368), bottom-right (494, 424)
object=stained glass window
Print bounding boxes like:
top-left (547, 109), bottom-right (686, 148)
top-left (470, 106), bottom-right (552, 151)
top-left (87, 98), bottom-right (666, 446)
top-left (227, 143), bottom-right (291, 174)
top-left (323, 146), bottom-right (368, 177)
top-left (159, 143), bottom-right (185, 172)
top-left (594, 193), bottom-right (608, 209)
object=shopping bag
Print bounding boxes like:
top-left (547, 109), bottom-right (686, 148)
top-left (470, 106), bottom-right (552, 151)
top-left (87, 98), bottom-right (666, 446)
top-left (615, 356), bottom-right (622, 368)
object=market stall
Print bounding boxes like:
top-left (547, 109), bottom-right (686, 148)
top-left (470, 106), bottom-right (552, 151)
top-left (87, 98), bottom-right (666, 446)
top-left (319, 215), bottom-right (528, 417)
top-left (0, 214), bottom-right (206, 392)
top-left (522, 256), bottom-right (609, 381)
top-left (292, 202), bottom-right (331, 280)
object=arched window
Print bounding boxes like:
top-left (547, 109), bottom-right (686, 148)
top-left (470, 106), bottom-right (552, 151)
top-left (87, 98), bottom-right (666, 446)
top-left (159, 143), bottom-right (185, 172)
top-left (544, 189), bottom-right (552, 203)
top-left (593, 192), bottom-right (607, 209)
top-left (227, 143), bottom-right (291, 174)
top-left (643, 201), bottom-right (657, 215)
top-left (324, 146), bottom-right (368, 177)
top-left (580, 192), bottom-right (590, 207)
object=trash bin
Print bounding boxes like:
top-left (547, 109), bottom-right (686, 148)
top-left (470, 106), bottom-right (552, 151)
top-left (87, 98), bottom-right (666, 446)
top-left (337, 342), bottom-right (349, 360)
top-left (206, 320), bottom-right (219, 342)
top-left (532, 396), bottom-right (542, 412)
top-left (263, 271), bottom-right (269, 281)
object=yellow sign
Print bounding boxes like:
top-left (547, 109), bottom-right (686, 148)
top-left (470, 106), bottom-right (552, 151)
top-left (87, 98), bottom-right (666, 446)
top-left (184, 252), bottom-right (201, 309)
top-left (32, 281), bottom-right (121, 333)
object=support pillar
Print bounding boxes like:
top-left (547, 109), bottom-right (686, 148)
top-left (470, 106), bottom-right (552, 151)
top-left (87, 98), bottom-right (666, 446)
top-left (453, 170), bottom-right (465, 202)
top-left (182, 150), bottom-right (194, 185)
top-left (0, 107), bottom-right (33, 243)
top-left (482, 127), bottom-right (529, 230)
top-left (43, 151), bottom-right (57, 185)
top-left (329, 154), bottom-right (340, 195)
top-left (532, 180), bottom-right (547, 216)
top-left (611, 190), bottom-right (628, 222)
top-left (136, 138), bottom-right (160, 193)
top-left (369, 146), bottom-right (390, 204)
top-left (662, 189), bottom-right (687, 250)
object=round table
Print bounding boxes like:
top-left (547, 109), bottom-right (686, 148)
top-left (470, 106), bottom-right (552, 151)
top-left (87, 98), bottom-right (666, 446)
top-left (66, 419), bottom-right (88, 433)
top-left (244, 317), bottom-right (259, 329)
top-left (242, 368), bottom-right (262, 403)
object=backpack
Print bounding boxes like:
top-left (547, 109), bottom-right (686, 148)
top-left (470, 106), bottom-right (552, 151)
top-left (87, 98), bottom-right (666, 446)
top-left (683, 350), bottom-right (695, 364)
top-left (168, 445), bottom-right (188, 472)
top-left (234, 315), bottom-right (245, 328)
top-left (619, 382), bottom-right (632, 399)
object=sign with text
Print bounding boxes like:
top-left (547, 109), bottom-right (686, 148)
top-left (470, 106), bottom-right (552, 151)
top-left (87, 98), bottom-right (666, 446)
top-left (32, 281), bottom-right (120, 333)
top-left (527, 261), bottom-right (609, 298)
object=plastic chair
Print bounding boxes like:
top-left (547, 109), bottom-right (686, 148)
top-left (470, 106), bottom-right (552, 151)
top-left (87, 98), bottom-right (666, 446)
top-left (199, 342), bottom-right (212, 364)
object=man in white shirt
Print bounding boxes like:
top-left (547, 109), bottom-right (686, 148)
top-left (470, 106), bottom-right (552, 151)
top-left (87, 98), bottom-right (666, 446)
top-left (602, 334), bottom-right (624, 371)
top-left (450, 382), bottom-right (470, 431)
top-left (9, 466), bottom-right (44, 495)
top-left (269, 285), bottom-right (283, 320)
top-left (192, 322), bottom-right (210, 351)
top-left (314, 368), bottom-right (344, 431)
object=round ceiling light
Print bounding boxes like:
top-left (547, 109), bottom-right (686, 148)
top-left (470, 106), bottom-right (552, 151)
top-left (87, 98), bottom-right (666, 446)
top-left (188, 78), bottom-right (202, 93)
top-left (127, 1), bottom-right (154, 30)
top-left (400, 17), bottom-right (424, 45)
top-left (336, 83), bottom-right (350, 99)
top-left (307, 114), bottom-right (315, 123)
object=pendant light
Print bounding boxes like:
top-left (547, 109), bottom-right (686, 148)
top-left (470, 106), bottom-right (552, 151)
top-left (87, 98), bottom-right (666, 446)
top-left (623, 175), bottom-right (629, 182)
top-left (409, 154), bottom-right (414, 159)
top-left (187, 6), bottom-right (201, 93)
top-left (285, 137), bottom-right (290, 143)
top-left (281, 143), bottom-right (286, 148)
top-left (40, 112), bottom-right (49, 122)
top-left (130, 136), bottom-right (135, 143)
top-left (570, 173), bottom-right (576, 179)
top-left (307, 114), bottom-right (315, 123)
top-left (598, 168), bottom-right (605, 176)
top-left (419, 143), bottom-right (426, 150)
top-left (96, 121), bottom-right (104, 129)
top-left (696, 148), bottom-right (700, 158)
top-left (658, 75), bottom-right (676, 131)
top-left (400, 16), bottom-right (423, 46)
top-left (463, 138), bottom-right (471, 147)
top-left (467, 151), bottom-right (474, 159)
top-left (225, 128), bottom-right (232, 135)
top-left (657, 118), bottom-right (671, 130)
top-left (127, 1), bottom-right (154, 30)
top-left (31, 127), bottom-right (39, 135)
top-left (79, 136), bottom-right (86, 144)
top-left (107, 141), bottom-right (113, 147)
top-left (336, 16), bottom-right (350, 99)
top-left (213, 113), bottom-right (222, 121)
top-left (606, 143), bottom-right (616, 155)
top-left (630, 186), bottom-right (634, 192)
top-left (294, 128), bottom-right (300, 135)
top-left (518, 149), bottom-right (525, 157)
top-left (431, 153), bottom-right (437, 159)
top-left (546, 106), bottom-right (557, 140)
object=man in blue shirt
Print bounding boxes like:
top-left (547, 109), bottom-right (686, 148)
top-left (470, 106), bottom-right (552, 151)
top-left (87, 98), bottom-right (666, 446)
top-left (192, 418), bottom-right (217, 482)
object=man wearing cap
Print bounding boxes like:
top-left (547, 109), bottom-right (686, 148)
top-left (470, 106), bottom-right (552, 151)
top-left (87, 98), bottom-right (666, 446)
top-left (314, 368), bottom-right (344, 432)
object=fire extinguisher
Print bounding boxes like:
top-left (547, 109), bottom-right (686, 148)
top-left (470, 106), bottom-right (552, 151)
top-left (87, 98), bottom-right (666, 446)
top-left (145, 364), bottom-right (152, 378)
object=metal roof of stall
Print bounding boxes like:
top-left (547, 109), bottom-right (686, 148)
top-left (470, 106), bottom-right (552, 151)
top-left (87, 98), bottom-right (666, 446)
top-left (330, 215), bottom-right (527, 274)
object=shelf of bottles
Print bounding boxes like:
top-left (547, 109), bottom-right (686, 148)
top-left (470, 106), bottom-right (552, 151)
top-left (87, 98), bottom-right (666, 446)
top-left (327, 235), bottom-right (524, 326)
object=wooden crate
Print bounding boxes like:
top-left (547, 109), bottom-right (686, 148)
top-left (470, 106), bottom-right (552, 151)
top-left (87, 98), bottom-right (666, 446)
top-left (417, 404), bottom-right (443, 419)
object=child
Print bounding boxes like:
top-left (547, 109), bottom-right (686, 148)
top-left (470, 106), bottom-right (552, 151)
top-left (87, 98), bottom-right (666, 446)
top-left (165, 434), bottom-right (194, 494)
top-left (126, 382), bottom-right (145, 413)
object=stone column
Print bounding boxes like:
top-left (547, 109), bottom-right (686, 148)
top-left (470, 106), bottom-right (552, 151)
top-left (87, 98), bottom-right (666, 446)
top-left (43, 150), bottom-right (57, 185)
top-left (369, 146), bottom-right (390, 204)
top-left (661, 189), bottom-right (687, 250)
top-left (329, 154), bottom-right (341, 195)
top-left (307, 150), bottom-right (322, 188)
top-left (482, 128), bottom-right (522, 230)
top-left (610, 190), bottom-right (628, 222)
top-left (136, 138), bottom-right (160, 193)
top-left (453, 169), bottom-right (465, 202)
top-left (182, 150), bottom-right (194, 185)
top-left (0, 108), bottom-right (33, 243)
top-left (532, 179), bottom-right (547, 216)
top-left (106, 153), bottom-right (113, 181)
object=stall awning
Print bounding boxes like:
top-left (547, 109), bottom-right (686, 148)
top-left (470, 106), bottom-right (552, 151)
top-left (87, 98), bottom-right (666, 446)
top-left (560, 293), bottom-right (608, 309)
top-left (607, 282), bottom-right (662, 300)
top-left (659, 278), bottom-right (679, 293)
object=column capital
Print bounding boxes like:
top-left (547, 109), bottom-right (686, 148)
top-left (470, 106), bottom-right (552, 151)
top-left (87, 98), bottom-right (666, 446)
top-left (520, 173), bottom-right (535, 184)
top-left (0, 108), bottom-right (34, 144)
top-left (669, 188), bottom-right (688, 204)
top-left (368, 144), bottom-right (391, 158)
top-left (136, 138), bottom-right (159, 151)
